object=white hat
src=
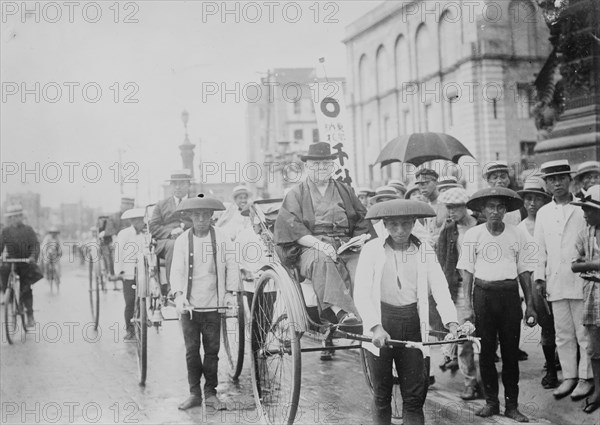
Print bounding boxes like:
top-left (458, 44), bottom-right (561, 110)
top-left (121, 208), bottom-right (146, 220)
top-left (232, 185), bottom-right (250, 198)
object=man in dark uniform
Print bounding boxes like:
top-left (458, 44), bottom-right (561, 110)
top-left (149, 170), bottom-right (193, 294)
top-left (274, 142), bottom-right (375, 326)
top-left (0, 204), bottom-right (43, 327)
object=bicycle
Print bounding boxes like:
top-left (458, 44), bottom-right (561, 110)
top-left (46, 261), bottom-right (59, 294)
top-left (87, 217), bottom-right (110, 331)
top-left (2, 258), bottom-right (31, 344)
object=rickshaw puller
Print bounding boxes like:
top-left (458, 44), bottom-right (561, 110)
top-left (170, 196), bottom-right (240, 411)
top-left (355, 199), bottom-right (459, 425)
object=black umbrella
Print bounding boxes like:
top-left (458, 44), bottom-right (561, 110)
top-left (375, 132), bottom-right (474, 167)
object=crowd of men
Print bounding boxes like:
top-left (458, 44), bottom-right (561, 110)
top-left (1, 146), bottom-right (599, 424)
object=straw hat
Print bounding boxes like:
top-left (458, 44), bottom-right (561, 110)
top-left (466, 187), bottom-right (523, 213)
top-left (366, 199), bottom-right (436, 220)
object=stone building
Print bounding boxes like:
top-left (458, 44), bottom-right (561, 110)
top-left (344, 0), bottom-right (552, 189)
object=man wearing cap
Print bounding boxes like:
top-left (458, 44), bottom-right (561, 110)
top-left (457, 187), bottom-right (537, 421)
top-left (484, 161), bottom-right (524, 226)
top-left (356, 187), bottom-right (375, 209)
top-left (170, 196), bottom-right (240, 411)
top-left (100, 196), bottom-right (136, 283)
top-left (275, 142), bottom-right (375, 326)
top-left (415, 168), bottom-right (447, 248)
top-left (572, 185), bottom-right (600, 413)
top-left (387, 179), bottom-right (407, 198)
top-left (436, 175), bottom-right (461, 194)
top-left (435, 187), bottom-right (482, 399)
top-left (41, 227), bottom-right (62, 286)
top-left (517, 176), bottom-right (558, 389)
top-left (534, 160), bottom-right (593, 400)
top-left (574, 161), bottom-right (600, 197)
top-left (114, 208), bottom-right (147, 341)
top-left (216, 184), bottom-right (252, 241)
top-left (149, 170), bottom-right (193, 293)
top-left (355, 199), bottom-right (459, 425)
top-left (0, 205), bottom-right (43, 327)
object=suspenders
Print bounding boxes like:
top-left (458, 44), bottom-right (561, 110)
top-left (185, 227), bottom-right (219, 302)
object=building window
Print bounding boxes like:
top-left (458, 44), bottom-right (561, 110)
top-left (402, 110), bottom-right (410, 134)
top-left (447, 93), bottom-right (459, 127)
top-left (422, 104), bottom-right (432, 132)
top-left (516, 84), bottom-right (534, 119)
top-left (312, 128), bottom-right (319, 143)
top-left (294, 129), bottom-right (303, 141)
top-left (520, 140), bottom-right (537, 171)
top-left (293, 100), bottom-right (301, 115)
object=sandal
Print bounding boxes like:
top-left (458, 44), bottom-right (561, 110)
top-left (583, 397), bottom-right (600, 414)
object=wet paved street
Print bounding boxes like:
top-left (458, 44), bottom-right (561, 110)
top-left (1, 262), bottom-right (598, 425)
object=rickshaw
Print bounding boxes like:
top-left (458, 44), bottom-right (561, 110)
top-left (129, 204), bottom-right (246, 386)
top-left (87, 216), bottom-right (110, 331)
top-left (245, 201), bottom-right (481, 425)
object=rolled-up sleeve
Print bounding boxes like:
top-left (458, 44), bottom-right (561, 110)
top-left (354, 242), bottom-right (381, 333)
top-left (456, 228), bottom-right (476, 274)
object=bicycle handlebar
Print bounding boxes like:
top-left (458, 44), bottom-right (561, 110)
top-left (1, 258), bottom-right (30, 263)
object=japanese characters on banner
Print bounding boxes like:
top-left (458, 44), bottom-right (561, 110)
top-left (311, 81), bottom-right (352, 185)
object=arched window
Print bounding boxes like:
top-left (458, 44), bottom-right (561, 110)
top-left (509, 0), bottom-right (537, 56)
top-left (376, 45), bottom-right (390, 94)
top-left (415, 23), bottom-right (435, 78)
top-left (439, 8), bottom-right (460, 68)
top-left (394, 35), bottom-right (410, 88)
top-left (358, 54), bottom-right (370, 101)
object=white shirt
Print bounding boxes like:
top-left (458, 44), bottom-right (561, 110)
top-left (171, 231), bottom-right (218, 308)
top-left (380, 242), bottom-right (418, 306)
top-left (534, 198), bottom-right (586, 301)
top-left (457, 223), bottom-right (534, 281)
top-left (114, 226), bottom-right (146, 280)
top-left (355, 236), bottom-right (458, 356)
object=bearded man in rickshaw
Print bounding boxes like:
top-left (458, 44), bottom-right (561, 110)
top-left (274, 142), bottom-right (375, 327)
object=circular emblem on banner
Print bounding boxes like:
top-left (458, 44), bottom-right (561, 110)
top-left (320, 97), bottom-right (340, 118)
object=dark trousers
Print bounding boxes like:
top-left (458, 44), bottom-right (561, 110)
top-left (532, 285), bottom-right (556, 348)
top-left (473, 280), bottom-right (522, 408)
top-left (155, 238), bottom-right (175, 287)
top-left (366, 302), bottom-right (427, 425)
top-left (0, 263), bottom-right (41, 313)
top-left (180, 311), bottom-right (221, 396)
top-left (123, 279), bottom-right (135, 332)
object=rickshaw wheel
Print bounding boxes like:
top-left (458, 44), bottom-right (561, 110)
top-left (134, 296), bottom-right (148, 386)
top-left (250, 269), bottom-right (301, 425)
top-left (222, 290), bottom-right (245, 380)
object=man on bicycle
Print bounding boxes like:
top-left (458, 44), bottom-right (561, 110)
top-left (0, 204), bottom-right (43, 327)
top-left (41, 226), bottom-right (62, 285)
top-left (149, 170), bottom-right (193, 294)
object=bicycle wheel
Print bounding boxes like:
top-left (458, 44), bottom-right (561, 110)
top-left (134, 296), bottom-right (148, 386)
top-left (89, 259), bottom-right (100, 330)
top-left (250, 270), bottom-right (301, 425)
top-left (360, 347), bottom-right (402, 421)
top-left (4, 287), bottom-right (17, 344)
top-left (222, 290), bottom-right (245, 380)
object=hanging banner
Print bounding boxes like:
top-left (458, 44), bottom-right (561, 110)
top-left (311, 80), bottom-right (352, 185)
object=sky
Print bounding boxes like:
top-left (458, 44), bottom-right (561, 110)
top-left (1, 0), bottom-right (383, 210)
